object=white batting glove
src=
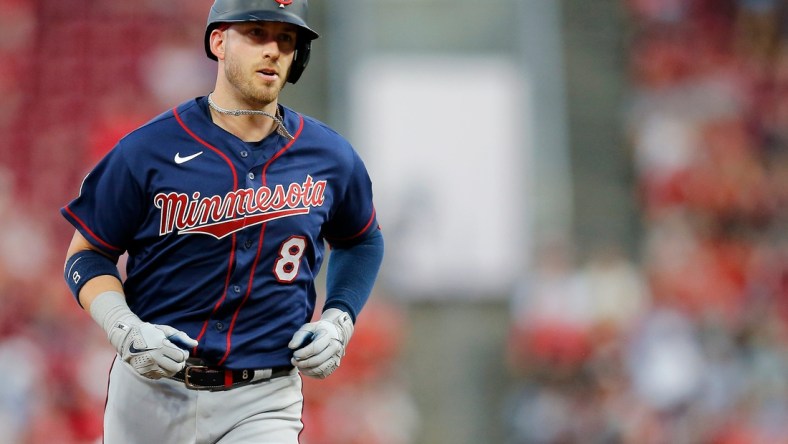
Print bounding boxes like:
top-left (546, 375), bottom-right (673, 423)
top-left (288, 308), bottom-right (354, 379)
top-left (90, 291), bottom-right (198, 380)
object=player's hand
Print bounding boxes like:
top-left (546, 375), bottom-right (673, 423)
top-left (111, 321), bottom-right (199, 380)
top-left (288, 308), bottom-right (354, 379)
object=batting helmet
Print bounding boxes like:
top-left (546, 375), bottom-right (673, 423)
top-left (204, 0), bottom-right (319, 84)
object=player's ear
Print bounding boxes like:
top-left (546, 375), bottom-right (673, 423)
top-left (209, 27), bottom-right (227, 61)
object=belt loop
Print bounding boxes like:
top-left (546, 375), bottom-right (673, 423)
top-left (224, 369), bottom-right (233, 388)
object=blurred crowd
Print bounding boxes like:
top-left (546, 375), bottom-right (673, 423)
top-left (0, 1), bottom-right (212, 442)
top-left (506, 1), bottom-right (787, 443)
top-left (0, 1), bottom-right (417, 443)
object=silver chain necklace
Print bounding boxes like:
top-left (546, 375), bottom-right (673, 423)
top-left (207, 93), bottom-right (294, 140)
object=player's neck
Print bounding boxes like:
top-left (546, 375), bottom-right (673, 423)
top-left (207, 93), bottom-right (281, 142)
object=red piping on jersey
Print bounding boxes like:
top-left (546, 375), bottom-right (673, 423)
top-left (173, 107), bottom-right (239, 356)
top-left (63, 206), bottom-right (123, 254)
top-left (173, 107), bottom-right (239, 186)
top-left (218, 113), bottom-right (305, 365)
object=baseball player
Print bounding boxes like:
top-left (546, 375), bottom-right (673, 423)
top-left (61, 0), bottom-right (384, 442)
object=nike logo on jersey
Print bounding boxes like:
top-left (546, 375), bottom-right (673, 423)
top-left (174, 151), bottom-right (204, 164)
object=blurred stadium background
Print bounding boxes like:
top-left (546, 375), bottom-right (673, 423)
top-left (0, 0), bottom-right (786, 443)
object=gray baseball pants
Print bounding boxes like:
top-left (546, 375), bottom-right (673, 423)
top-left (102, 356), bottom-right (304, 443)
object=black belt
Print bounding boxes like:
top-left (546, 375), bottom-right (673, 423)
top-left (171, 364), bottom-right (294, 391)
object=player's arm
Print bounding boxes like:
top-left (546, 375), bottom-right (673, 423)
top-left (64, 230), bottom-right (198, 379)
top-left (288, 228), bottom-right (384, 378)
top-left (322, 228), bottom-right (384, 321)
top-left (65, 230), bottom-right (124, 310)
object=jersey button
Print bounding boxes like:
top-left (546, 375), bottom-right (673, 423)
top-left (244, 239), bottom-right (253, 249)
top-left (248, 172), bottom-right (255, 180)
top-left (215, 322), bottom-right (224, 331)
top-left (240, 150), bottom-right (249, 158)
top-left (233, 285), bottom-right (241, 294)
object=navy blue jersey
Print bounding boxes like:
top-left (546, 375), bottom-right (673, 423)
top-left (62, 97), bottom-right (378, 369)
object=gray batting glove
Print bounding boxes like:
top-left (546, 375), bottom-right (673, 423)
top-left (110, 321), bottom-right (199, 380)
top-left (90, 291), bottom-right (199, 380)
top-left (288, 308), bottom-right (354, 379)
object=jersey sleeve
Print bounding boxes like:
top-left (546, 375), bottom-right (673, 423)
top-left (322, 150), bottom-right (379, 248)
top-left (60, 141), bottom-right (144, 257)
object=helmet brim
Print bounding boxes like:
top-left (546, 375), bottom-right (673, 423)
top-left (204, 12), bottom-right (319, 61)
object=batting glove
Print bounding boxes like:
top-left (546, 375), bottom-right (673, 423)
top-left (288, 308), bottom-right (354, 379)
top-left (90, 291), bottom-right (198, 380)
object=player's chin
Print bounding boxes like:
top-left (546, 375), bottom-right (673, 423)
top-left (254, 80), bottom-right (285, 98)
top-left (248, 86), bottom-right (282, 104)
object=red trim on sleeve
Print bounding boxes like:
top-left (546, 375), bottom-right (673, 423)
top-left (63, 206), bottom-right (123, 253)
top-left (327, 207), bottom-right (378, 243)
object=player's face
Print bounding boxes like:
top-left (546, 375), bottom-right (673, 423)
top-left (221, 21), bottom-right (298, 106)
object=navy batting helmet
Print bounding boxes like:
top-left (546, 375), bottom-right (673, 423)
top-left (205, 0), bottom-right (319, 83)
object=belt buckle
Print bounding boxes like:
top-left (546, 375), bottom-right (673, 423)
top-left (183, 365), bottom-right (211, 390)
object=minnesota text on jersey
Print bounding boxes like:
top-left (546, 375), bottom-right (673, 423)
top-left (154, 175), bottom-right (327, 239)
